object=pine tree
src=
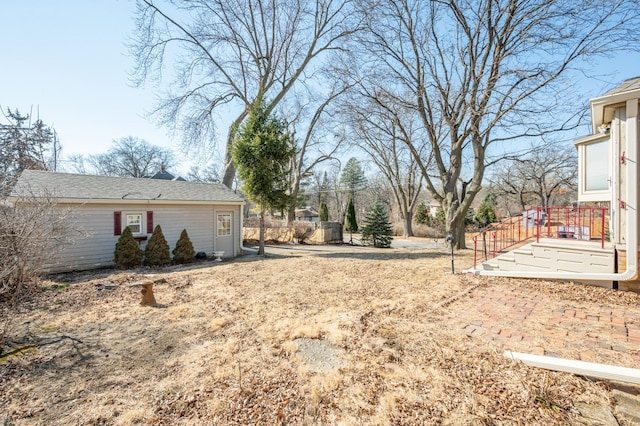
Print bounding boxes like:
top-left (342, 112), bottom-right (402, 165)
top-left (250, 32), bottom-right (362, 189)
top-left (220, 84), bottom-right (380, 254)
top-left (434, 206), bottom-right (446, 225)
top-left (144, 225), bottom-right (171, 266)
top-left (114, 227), bottom-right (143, 268)
top-left (340, 157), bottom-right (367, 198)
top-left (319, 201), bottom-right (329, 222)
top-left (475, 194), bottom-right (497, 227)
top-left (173, 229), bottom-right (196, 263)
top-left (344, 197), bottom-right (358, 244)
top-left (361, 200), bottom-right (393, 248)
top-left (231, 97), bottom-right (295, 255)
top-left (414, 202), bottom-right (429, 225)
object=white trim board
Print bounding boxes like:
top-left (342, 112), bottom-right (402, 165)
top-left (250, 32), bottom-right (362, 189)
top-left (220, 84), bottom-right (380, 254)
top-left (504, 351), bottom-right (640, 385)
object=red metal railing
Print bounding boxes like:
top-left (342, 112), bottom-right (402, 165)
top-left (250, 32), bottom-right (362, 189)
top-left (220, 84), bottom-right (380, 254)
top-left (472, 206), bottom-right (609, 268)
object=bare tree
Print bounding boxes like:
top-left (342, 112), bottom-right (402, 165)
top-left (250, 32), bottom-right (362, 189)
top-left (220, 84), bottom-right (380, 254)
top-left (344, 96), bottom-right (424, 237)
top-left (130, 0), bottom-right (359, 188)
top-left (1, 177), bottom-right (76, 305)
top-left (306, 169), bottom-right (332, 212)
top-left (285, 85), bottom-right (351, 223)
top-left (489, 143), bottom-right (577, 214)
top-left (84, 136), bottom-right (176, 178)
top-left (324, 164), bottom-right (348, 224)
top-left (66, 154), bottom-right (88, 174)
top-left (356, 0), bottom-right (640, 248)
top-left (187, 162), bottom-right (223, 183)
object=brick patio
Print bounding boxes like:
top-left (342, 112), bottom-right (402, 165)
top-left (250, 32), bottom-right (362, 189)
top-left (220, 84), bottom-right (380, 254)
top-left (449, 280), bottom-right (640, 369)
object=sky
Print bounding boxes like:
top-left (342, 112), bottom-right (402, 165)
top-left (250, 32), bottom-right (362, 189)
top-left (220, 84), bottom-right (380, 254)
top-left (2, 1), bottom-right (640, 177)
top-left (1, 1), bottom-right (192, 173)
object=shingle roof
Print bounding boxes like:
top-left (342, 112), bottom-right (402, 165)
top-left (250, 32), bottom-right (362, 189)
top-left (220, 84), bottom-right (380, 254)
top-left (601, 76), bottom-right (640, 97)
top-left (11, 170), bottom-right (245, 204)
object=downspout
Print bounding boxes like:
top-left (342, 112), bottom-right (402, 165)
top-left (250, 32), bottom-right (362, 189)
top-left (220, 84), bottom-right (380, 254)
top-left (470, 99), bottom-right (638, 282)
top-left (239, 204), bottom-right (244, 256)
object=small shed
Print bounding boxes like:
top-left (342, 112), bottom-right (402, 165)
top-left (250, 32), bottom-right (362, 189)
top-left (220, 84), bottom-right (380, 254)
top-left (295, 208), bottom-right (319, 222)
top-left (9, 170), bottom-right (245, 272)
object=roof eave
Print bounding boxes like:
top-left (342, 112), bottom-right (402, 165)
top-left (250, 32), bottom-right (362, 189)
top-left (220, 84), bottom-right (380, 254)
top-left (590, 87), bottom-right (640, 133)
top-left (7, 197), bottom-right (245, 206)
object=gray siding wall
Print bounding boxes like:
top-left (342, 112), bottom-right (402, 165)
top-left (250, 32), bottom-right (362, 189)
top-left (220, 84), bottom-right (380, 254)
top-left (46, 203), bottom-right (241, 272)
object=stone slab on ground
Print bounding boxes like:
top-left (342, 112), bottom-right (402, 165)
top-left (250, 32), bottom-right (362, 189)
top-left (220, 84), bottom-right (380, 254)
top-left (612, 389), bottom-right (640, 424)
top-left (574, 402), bottom-right (618, 426)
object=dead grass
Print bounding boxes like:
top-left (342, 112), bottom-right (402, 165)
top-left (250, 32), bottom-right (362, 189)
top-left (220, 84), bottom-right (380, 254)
top-left (0, 244), bottom-right (632, 425)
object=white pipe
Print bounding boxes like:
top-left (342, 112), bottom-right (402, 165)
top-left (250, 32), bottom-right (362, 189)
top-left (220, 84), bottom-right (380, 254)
top-left (505, 351), bottom-right (640, 384)
top-left (239, 205), bottom-right (244, 256)
top-left (469, 99), bottom-right (638, 282)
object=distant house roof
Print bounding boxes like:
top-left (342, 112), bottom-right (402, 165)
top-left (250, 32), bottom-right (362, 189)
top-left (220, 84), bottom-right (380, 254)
top-left (295, 208), bottom-right (319, 218)
top-left (10, 170), bottom-right (244, 204)
top-left (149, 170), bottom-right (187, 181)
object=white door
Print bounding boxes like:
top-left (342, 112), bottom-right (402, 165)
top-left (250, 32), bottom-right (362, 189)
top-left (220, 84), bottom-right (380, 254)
top-left (215, 212), bottom-right (234, 257)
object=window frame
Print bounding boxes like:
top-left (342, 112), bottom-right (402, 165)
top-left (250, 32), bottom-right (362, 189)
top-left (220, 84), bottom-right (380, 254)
top-left (125, 212), bottom-right (144, 235)
top-left (217, 213), bottom-right (231, 237)
top-left (576, 134), bottom-right (610, 202)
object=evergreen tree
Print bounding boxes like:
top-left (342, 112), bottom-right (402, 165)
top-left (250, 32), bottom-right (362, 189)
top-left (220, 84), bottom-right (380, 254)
top-left (231, 97), bottom-right (295, 255)
top-left (1, 108), bottom-right (61, 188)
top-left (144, 225), bottom-right (171, 266)
top-left (433, 206), bottom-right (446, 225)
top-left (173, 229), bottom-right (196, 263)
top-left (340, 157), bottom-right (367, 197)
top-left (475, 194), bottom-right (497, 227)
top-left (361, 200), bottom-right (393, 248)
top-left (319, 201), bottom-right (329, 222)
top-left (344, 197), bottom-right (358, 244)
top-left (414, 202), bottom-right (429, 225)
top-left (114, 227), bottom-right (143, 268)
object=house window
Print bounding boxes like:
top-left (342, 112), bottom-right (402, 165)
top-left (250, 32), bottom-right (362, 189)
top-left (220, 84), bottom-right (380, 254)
top-left (576, 134), bottom-right (609, 202)
top-left (126, 213), bottom-right (143, 235)
top-left (584, 139), bottom-right (609, 191)
top-left (217, 213), bottom-right (231, 236)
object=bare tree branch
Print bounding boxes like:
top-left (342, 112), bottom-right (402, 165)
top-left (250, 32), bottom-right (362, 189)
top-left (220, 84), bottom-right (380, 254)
top-left (130, 0), bottom-right (361, 187)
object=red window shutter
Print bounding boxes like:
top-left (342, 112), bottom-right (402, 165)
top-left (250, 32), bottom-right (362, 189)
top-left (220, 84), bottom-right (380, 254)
top-left (114, 212), bottom-right (122, 236)
top-left (147, 211), bottom-right (154, 234)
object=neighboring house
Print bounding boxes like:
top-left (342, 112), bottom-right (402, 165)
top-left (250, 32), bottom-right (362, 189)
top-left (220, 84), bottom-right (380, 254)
top-left (427, 200), bottom-right (441, 218)
top-left (470, 77), bottom-right (639, 292)
top-left (295, 208), bottom-right (319, 222)
top-left (9, 170), bottom-right (245, 272)
top-left (149, 166), bottom-right (186, 181)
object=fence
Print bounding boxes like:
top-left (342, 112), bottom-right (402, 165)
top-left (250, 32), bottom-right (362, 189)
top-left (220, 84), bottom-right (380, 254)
top-left (472, 206), bottom-right (608, 268)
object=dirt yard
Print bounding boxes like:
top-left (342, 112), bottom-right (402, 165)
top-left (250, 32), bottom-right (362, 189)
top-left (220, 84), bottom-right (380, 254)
top-left (1, 243), bottom-right (639, 425)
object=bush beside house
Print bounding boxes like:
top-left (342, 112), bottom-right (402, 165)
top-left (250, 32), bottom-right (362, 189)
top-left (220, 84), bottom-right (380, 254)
top-left (173, 229), bottom-right (196, 263)
top-left (144, 225), bottom-right (171, 266)
top-left (114, 227), bottom-right (144, 268)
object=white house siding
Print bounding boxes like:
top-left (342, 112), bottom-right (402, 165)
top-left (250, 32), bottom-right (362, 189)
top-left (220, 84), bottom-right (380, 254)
top-left (213, 207), bottom-right (243, 257)
top-left (151, 205), bottom-right (216, 255)
top-left (46, 203), bottom-right (241, 272)
top-left (44, 203), bottom-right (128, 272)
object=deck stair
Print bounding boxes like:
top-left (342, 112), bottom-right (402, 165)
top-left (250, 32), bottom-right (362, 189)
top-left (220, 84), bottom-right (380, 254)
top-left (479, 238), bottom-right (615, 274)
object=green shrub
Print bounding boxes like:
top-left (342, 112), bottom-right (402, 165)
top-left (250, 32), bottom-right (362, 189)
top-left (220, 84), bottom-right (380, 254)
top-left (144, 225), bottom-right (171, 266)
top-left (114, 227), bottom-right (143, 268)
top-left (414, 202), bottom-right (430, 225)
top-left (319, 201), bottom-right (329, 222)
top-left (345, 197), bottom-right (358, 232)
top-left (173, 229), bottom-right (196, 263)
top-left (361, 200), bottom-right (393, 248)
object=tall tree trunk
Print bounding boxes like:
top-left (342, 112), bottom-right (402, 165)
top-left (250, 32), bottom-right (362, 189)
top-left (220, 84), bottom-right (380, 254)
top-left (259, 209), bottom-right (265, 256)
top-left (286, 172), bottom-right (302, 224)
top-left (442, 196), bottom-right (469, 250)
top-left (402, 212), bottom-right (414, 237)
